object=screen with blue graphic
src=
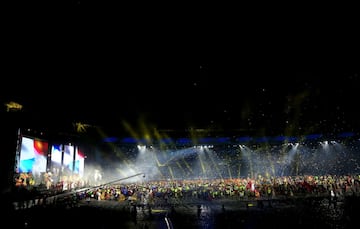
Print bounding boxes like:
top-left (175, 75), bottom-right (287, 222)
top-left (19, 136), bottom-right (48, 174)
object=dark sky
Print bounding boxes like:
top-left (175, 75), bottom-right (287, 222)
top-left (3, 65), bottom-right (360, 140)
top-left (2, 2), bottom-right (360, 140)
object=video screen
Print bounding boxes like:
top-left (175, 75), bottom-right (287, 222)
top-left (50, 144), bottom-right (63, 166)
top-left (74, 147), bottom-right (85, 177)
top-left (50, 143), bottom-right (63, 179)
top-left (63, 144), bottom-right (75, 171)
top-left (19, 136), bottom-right (48, 175)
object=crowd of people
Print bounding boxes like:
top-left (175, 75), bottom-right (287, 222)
top-left (10, 138), bottom-right (360, 210)
top-left (11, 173), bottom-right (360, 210)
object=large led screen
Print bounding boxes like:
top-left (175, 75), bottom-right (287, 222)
top-left (19, 136), bottom-right (48, 175)
top-left (50, 144), bottom-right (63, 166)
top-left (63, 144), bottom-right (75, 171)
top-left (74, 147), bottom-right (85, 177)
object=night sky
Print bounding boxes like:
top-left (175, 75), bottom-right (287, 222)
top-left (1, 2), bottom-right (360, 141)
top-left (2, 66), bottom-right (360, 140)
